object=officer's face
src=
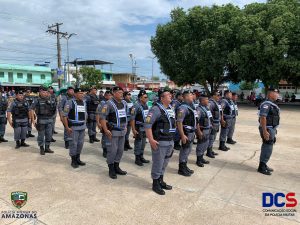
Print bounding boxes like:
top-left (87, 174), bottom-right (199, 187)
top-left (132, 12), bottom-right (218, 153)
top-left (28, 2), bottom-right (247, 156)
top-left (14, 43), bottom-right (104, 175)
top-left (232, 95), bottom-right (238, 101)
top-left (184, 93), bottom-right (193, 103)
top-left (270, 91), bottom-right (279, 100)
top-left (40, 90), bottom-right (48, 98)
top-left (67, 89), bottom-right (74, 96)
top-left (16, 94), bottom-right (24, 101)
top-left (114, 90), bottom-right (123, 100)
top-left (76, 92), bottom-right (84, 100)
top-left (226, 93), bottom-right (232, 99)
top-left (213, 94), bottom-right (220, 101)
top-left (125, 94), bottom-right (131, 101)
top-left (161, 92), bottom-right (172, 104)
top-left (140, 94), bottom-right (148, 104)
top-left (90, 89), bottom-right (97, 95)
top-left (48, 89), bottom-right (54, 94)
top-left (105, 93), bottom-right (112, 100)
top-left (201, 97), bottom-right (209, 106)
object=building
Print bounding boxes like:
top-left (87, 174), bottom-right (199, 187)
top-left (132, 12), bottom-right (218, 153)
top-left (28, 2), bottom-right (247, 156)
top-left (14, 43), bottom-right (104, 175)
top-left (0, 63), bottom-right (52, 91)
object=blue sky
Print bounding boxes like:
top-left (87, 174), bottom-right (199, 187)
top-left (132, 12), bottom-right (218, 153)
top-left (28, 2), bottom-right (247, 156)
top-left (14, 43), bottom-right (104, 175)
top-left (0, 0), bottom-right (265, 79)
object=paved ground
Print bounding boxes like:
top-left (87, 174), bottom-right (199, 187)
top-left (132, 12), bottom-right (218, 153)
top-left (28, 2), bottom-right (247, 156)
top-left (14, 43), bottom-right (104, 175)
top-left (0, 105), bottom-right (299, 225)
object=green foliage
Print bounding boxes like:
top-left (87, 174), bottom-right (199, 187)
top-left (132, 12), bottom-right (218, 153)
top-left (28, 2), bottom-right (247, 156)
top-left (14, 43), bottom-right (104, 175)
top-left (79, 67), bottom-right (102, 88)
top-left (239, 81), bottom-right (259, 90)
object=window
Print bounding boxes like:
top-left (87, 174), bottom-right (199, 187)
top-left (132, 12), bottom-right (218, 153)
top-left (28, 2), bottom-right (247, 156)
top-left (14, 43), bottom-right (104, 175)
top-left (8, 72), bottom-right (13, 82)
top-left (27, 73), bottom-right (32, 83)
top-left (41, 74), bottom-right (45, 79)
top-left (17, 73), bottom-right (23, 79)
top-left (0, 72), bottom-right (4, 78)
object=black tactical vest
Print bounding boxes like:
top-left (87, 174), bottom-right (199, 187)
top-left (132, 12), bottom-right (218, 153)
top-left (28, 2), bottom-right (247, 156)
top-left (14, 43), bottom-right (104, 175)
top-left (87, 94), bottom-right (100, 113)
top-left (68, 100), bottom-right (86, 126)
top-left (210, 99), bottom-right (221, 121)
top-left (223, 98), bottom-right (233, 116)
top-left (198, 105), bottom-right (210, 128)
top-left (25, 95), bottom-right (34, 106)
top-left (135, 102), bottom-right (149, 125)
top-left (0, 97), bottom-right (8, 115)
top-left (12, 100), bottom-right (28, 119)
top-left (259, 101), bottom-right (280, 127)
top-left (107, 99), bottom-right (127, 126)
top-left (180, 103), bottom-right (196, 128)
top-left (36, 97), bottom-right (57, 119)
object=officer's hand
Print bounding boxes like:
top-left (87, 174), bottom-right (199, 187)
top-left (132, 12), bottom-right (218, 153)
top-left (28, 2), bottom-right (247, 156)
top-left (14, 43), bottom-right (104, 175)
top-left (149, 139), bottom-right (159, 150)
top-left (198, 132), bottom-right (203, 140)
top-left (221, 120), bottom-right (226, 127)
top-left (181, 135), bottom-right (188, 144)
top-left (105, 130), bottom-right (112, 139)
top-left (263, 130), bottom-right (270, 141)
top-left (9, 120), bottom-right (13, 128)
top-left (132, 129), bottom-right (138, 138)
top-left (67, 127), bottom-right (73, 134)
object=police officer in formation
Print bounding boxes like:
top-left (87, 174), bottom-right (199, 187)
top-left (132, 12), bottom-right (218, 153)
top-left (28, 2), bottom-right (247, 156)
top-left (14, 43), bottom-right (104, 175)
top-left (195, 94), bottom-right (212, 167)
top-left (24, 88), bottom-right (35, 138)
top-left (62, 88), bottom-right (87, 168)
top-left (172, 91), bottom-right (183, 151)
top-left (219, 90), bottom-right (233, 151)
top-left (86, 87), bottom-right (100, 144)
top-left (96, 90), bottom-right (112, 158)
top-left (176, 90), bottom-right (196, 176)
top-left (58, 86), bottom-right (75, 149)
top-left (123, 91), bottom-right (133, 150)
top-left (130, 90), bottom-right (150, 166)
top-left (0, 87), bottom-right (8, 143)
top-left (48, 86), bottom-right (58, 139)
top-left (30, 86), bottom-right (56, 155)
top-left (227, 92), bottom-right (238, 144)
top-left (145, 89), bottom-right (175, 195)
top-left (7, 90), bottom-right (30, 149)
top-left (207, 91), bottom-right (222, 158)
top-left (99, 86), bottom-right (128, 179)
top-left (257, 88), bottom-right (280, 175)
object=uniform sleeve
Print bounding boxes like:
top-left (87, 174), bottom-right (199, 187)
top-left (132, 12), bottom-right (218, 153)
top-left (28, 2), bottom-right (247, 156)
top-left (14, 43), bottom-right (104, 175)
top-left (220, 99), bottom-right (226, 110)
top-left (130, 104), bottom-right (139, 121)
top-left (176, 106), bottom-right (187, 123)
top-left (99, 102), bottom-right (110, 120)
top-left (58, 96), bottom-right (66, 113)
top-left (95, 104), bottom-right (102, 115)
top-left (6, 102), bottom-right (14, 112)
top-left (144, 106), bottom-right (160, 129)
top-left (259, 103), bottom-right (271, 117)
top-left (63, 100), bottom-right (72, 117)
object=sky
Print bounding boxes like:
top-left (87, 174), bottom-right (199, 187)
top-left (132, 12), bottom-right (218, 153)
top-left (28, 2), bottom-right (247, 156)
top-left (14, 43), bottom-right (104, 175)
top-left (0, 0), bottom-right (265, 79)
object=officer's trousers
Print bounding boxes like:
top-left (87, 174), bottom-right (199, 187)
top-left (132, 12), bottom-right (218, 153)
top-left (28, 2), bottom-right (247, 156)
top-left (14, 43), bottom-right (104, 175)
top-left (125, 122), bottom-right (131, 141)
top-left (14, 121), bottom-right (28, 141)
top-left (209, 123), bottom-right (220, 148)
top-left (28, 119), bottom-right (32, 132)
top-left (196, 129), bottom-right (210, 156)
top-left (37, 122), bottom-right (53, 146)
top-left (227, 117), bottom-right (236, 139)
top-left (101, 133), bottom-right (108, 149)
top-left (134, 130), bottom-right (146, 156)
top-left (0, 117), bottom-right (7, 136)
top-left (106, 131), bottom-right (126, 164)
top-left (259, 127), bottom-right (276, 164)
top-left (219, 118), bottom-right (233, 142)
top-left (87, 113), bottom-right (97, 136)
top-left (69, 129), bottom-right (85, 156)
top-left (179, 132), bottom-right (194, 163)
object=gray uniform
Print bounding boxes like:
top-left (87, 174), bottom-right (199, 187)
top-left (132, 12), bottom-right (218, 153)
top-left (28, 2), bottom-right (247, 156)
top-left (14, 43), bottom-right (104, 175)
top-left (219, 98), bottom-right (234, 141)
top-left (95, 100), bottom-right (108, 149)
top-left (144, 103), bottom-right (176, 179)
top-left (86, 94), bottom-right (100, 137)
top-left (176, 103), bottom-right (196, 163)
top-left (7, 100), bottom-right (29, 141)
top-left (258, 100), bottom-right (280, 164)
top-left (63, 99), bottom-right (87, 156)
top-left (24, 95), bottom-right (34, 132)
top-left (227, 100), bottom-right (238, 139)
top-left (125, 100), bottom-right (133, 141)
top-left (130, 100), bottom-right (149, 156)
top-left (31, 96), bottom-right (56, 147)
top-left (50, 93), bottom-right (58, 134)
top-left (99, 98), bottom-right (128, 165)
top-left (58, 94), bottom-right (74, 141)
top-left (196, 104), bottom-right (212, 156)
top-left (208, 99), bottom-right (222, 148)
top-left (0, 95), bottom-right (8, 136)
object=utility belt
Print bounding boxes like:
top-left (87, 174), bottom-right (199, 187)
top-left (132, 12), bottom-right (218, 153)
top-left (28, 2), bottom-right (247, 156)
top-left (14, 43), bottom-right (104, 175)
top-left (200, 127), bottom-right (210, 131)
top-left (107, 122), bottom-right (126, 131)
top-left (68, 120), bottom-right (85, 127)
top-left (183, 125), bottom-right (195, 133)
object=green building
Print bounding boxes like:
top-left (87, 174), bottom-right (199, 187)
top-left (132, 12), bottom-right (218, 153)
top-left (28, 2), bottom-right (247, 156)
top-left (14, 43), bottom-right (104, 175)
top-left (0, 63), bottom-right (53, 90)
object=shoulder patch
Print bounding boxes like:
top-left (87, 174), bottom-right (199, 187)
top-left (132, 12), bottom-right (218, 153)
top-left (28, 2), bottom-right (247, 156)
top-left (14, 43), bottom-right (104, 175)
top-left (131, 107), bottom-right (135, 115)
top-left (146, 116), bottom-right (151, 123)
top-left (263, 105), bottom-right (269, 109)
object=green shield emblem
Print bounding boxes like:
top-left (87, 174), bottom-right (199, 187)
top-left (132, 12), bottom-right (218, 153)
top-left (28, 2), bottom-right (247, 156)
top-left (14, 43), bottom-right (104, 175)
top-left (11, 191), bottom-right (28, 209)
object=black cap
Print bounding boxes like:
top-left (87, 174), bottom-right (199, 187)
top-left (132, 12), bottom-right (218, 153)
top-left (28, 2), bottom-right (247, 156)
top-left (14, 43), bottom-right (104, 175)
top-left (200, 94), bottom-right (209, 98)
top-left (39, 86), bottom-right (48, 91)
top-left (138, 90), bottom-right (147, 98)
top-left (158, 89), bottom-right (170, 98)
top-left (182, 90), bottom-right (193, 96)
top-left (67, 86), bottom-right (74, 90)
top-left (232, 92), bottom-right (237, 96)
top-left (25, 87), bottom-right (31, 91)
top-left (224, 90), bottom-right (231, 95)
top-left (112, 86), bottom-right (123, 92)
top-left (48, 86), bottom-right (54, 90)
top-left (268, 88), bottom-right (279, 93)
top-left (123, 91), bottom-right (131, 97)
top-left (175, 91), bottom-right (182, 98)
top-left (74, 88), bottom-right (84, 93)
top-left (16, 90), bottom-right (24, 95)
top-left (104, 90), bottom-right (112, 95)
top-left (212, 90), bottom-right (221, 96)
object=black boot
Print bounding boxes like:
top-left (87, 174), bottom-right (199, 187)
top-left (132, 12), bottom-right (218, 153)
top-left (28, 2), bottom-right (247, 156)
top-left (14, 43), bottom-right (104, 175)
top-left (45, 145), bottom-right (54, 153)
top-left (21, 139), bottom-right (29, 147)
top-left (140, 154), bottom-right (150, 163)
top-left (93, 134), bottom-right (100, 142)
top-left (76, 154), bottom-right (86, 166)
top-left (53, 130), bottom-right (58, 134)
top-left (135, 155), bottom-right (143, 166)
top-left (212, 150), bottom-right (218, 156)
top-left (71, 156), bottom-right (79, 168)
top-left (108, 164), bottom-right (117, 179)
top-left (178, 162), bottom-right (191, 177)
top-left (206, 147), bottom-right (215, 158)
top-left (103, 148), bottom-right (107, 158)
top-left (257, 162), bottom-right (272, 175)
top-left (200, 155), bottom-right (210, 164)
top-left (124, 140), bottom-right (132, 150)
top-left (174, 141), bottom-right (181, 150)
top-left (114, 162), bottom-right (127, 175)
top-left (196, 156), bottom-right (204, 167)
top-left (15, 140), bottom-right (21, 149)
top-left (218, 141), bottom-right (230, 151)
top-left (159, 175), bottom-right (172, 190)
top-left (65, 141), bottom-right (69, 149)
top-left (27, 131), bottom-right (35, 138)
top-left (152, 179), bottom-right (165, 195)
top-left (0, 135), bottom-right (8, 142)
top-left (89, 136), bottom-right (94, 143)
top-left (185, 162), bottom-right (194, 174)
top-left (266, 164), bottom-right (274, 172)
top-left (40, 146), bottom-right (45, 155)
top-left (227, 138), bottom-right (237, 144)
top-left (50, 138), bottom-right (56, 142)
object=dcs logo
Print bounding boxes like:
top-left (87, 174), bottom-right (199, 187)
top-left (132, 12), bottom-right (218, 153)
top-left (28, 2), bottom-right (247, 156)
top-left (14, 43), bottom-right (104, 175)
top-left (262, 192), bottom-right (298, 208)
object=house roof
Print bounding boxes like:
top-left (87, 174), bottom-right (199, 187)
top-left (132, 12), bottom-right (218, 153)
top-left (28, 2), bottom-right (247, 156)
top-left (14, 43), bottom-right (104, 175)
top-left (0, 63), bottom-right (51, 73)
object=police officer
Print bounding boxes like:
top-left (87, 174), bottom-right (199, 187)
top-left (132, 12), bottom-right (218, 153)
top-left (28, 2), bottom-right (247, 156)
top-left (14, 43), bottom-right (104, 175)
top-left (172, 91), bottom-right (183, 151)
top-left (96, 90), bottom-right (112, 158)
top-left (58, 86), bottom-right (75, 149)
top-left (124, 91), bottom-right (133, 150)
top-left (195, 94), bottom-right (212, 167)
top-left (207, 91), bottom-right (222, 158)
top-left (176, 90), bottom-right (196, 176)
top-left (100, 86), bottom-right (128, 179)
top-left (145, 89), bottom-right (175, 195)
top-left (62, 88), bottom-right (87, 168)
top-left (86, 86), bottom-right (100, 143)
top-left (227, 92), bottom-right (238, 144)
top-left (7, 90), bottom-right (30, 149)
top-left (24, 88), bottom-right (35, 138)
top-left (258, 88), bottom-right (280, 175)
top-left (0, 87), bottom-right (8, 142)
top-left (30, 86), bottom-right (56, 155)
top-left (48, 86), bottom-right (58, 140)
top-left (219, 90), bottom-right (233, 151)
top-left (130, 90), bottom-right (150, 166)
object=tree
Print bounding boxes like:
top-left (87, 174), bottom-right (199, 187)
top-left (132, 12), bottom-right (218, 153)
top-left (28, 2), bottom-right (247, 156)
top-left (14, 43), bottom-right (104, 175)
top-left (78, 67), bottom-right (102, 89)
top-left (152, 76), bottom-right (160, 81)
top-left (239, 81), bottom-right (259, 90)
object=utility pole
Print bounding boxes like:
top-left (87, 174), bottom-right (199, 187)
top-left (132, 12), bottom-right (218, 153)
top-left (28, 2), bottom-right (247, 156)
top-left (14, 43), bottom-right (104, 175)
top-left (46, 23), bottom-right (68, 87)
top-left (62, 33), bottom-right (77, 84)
